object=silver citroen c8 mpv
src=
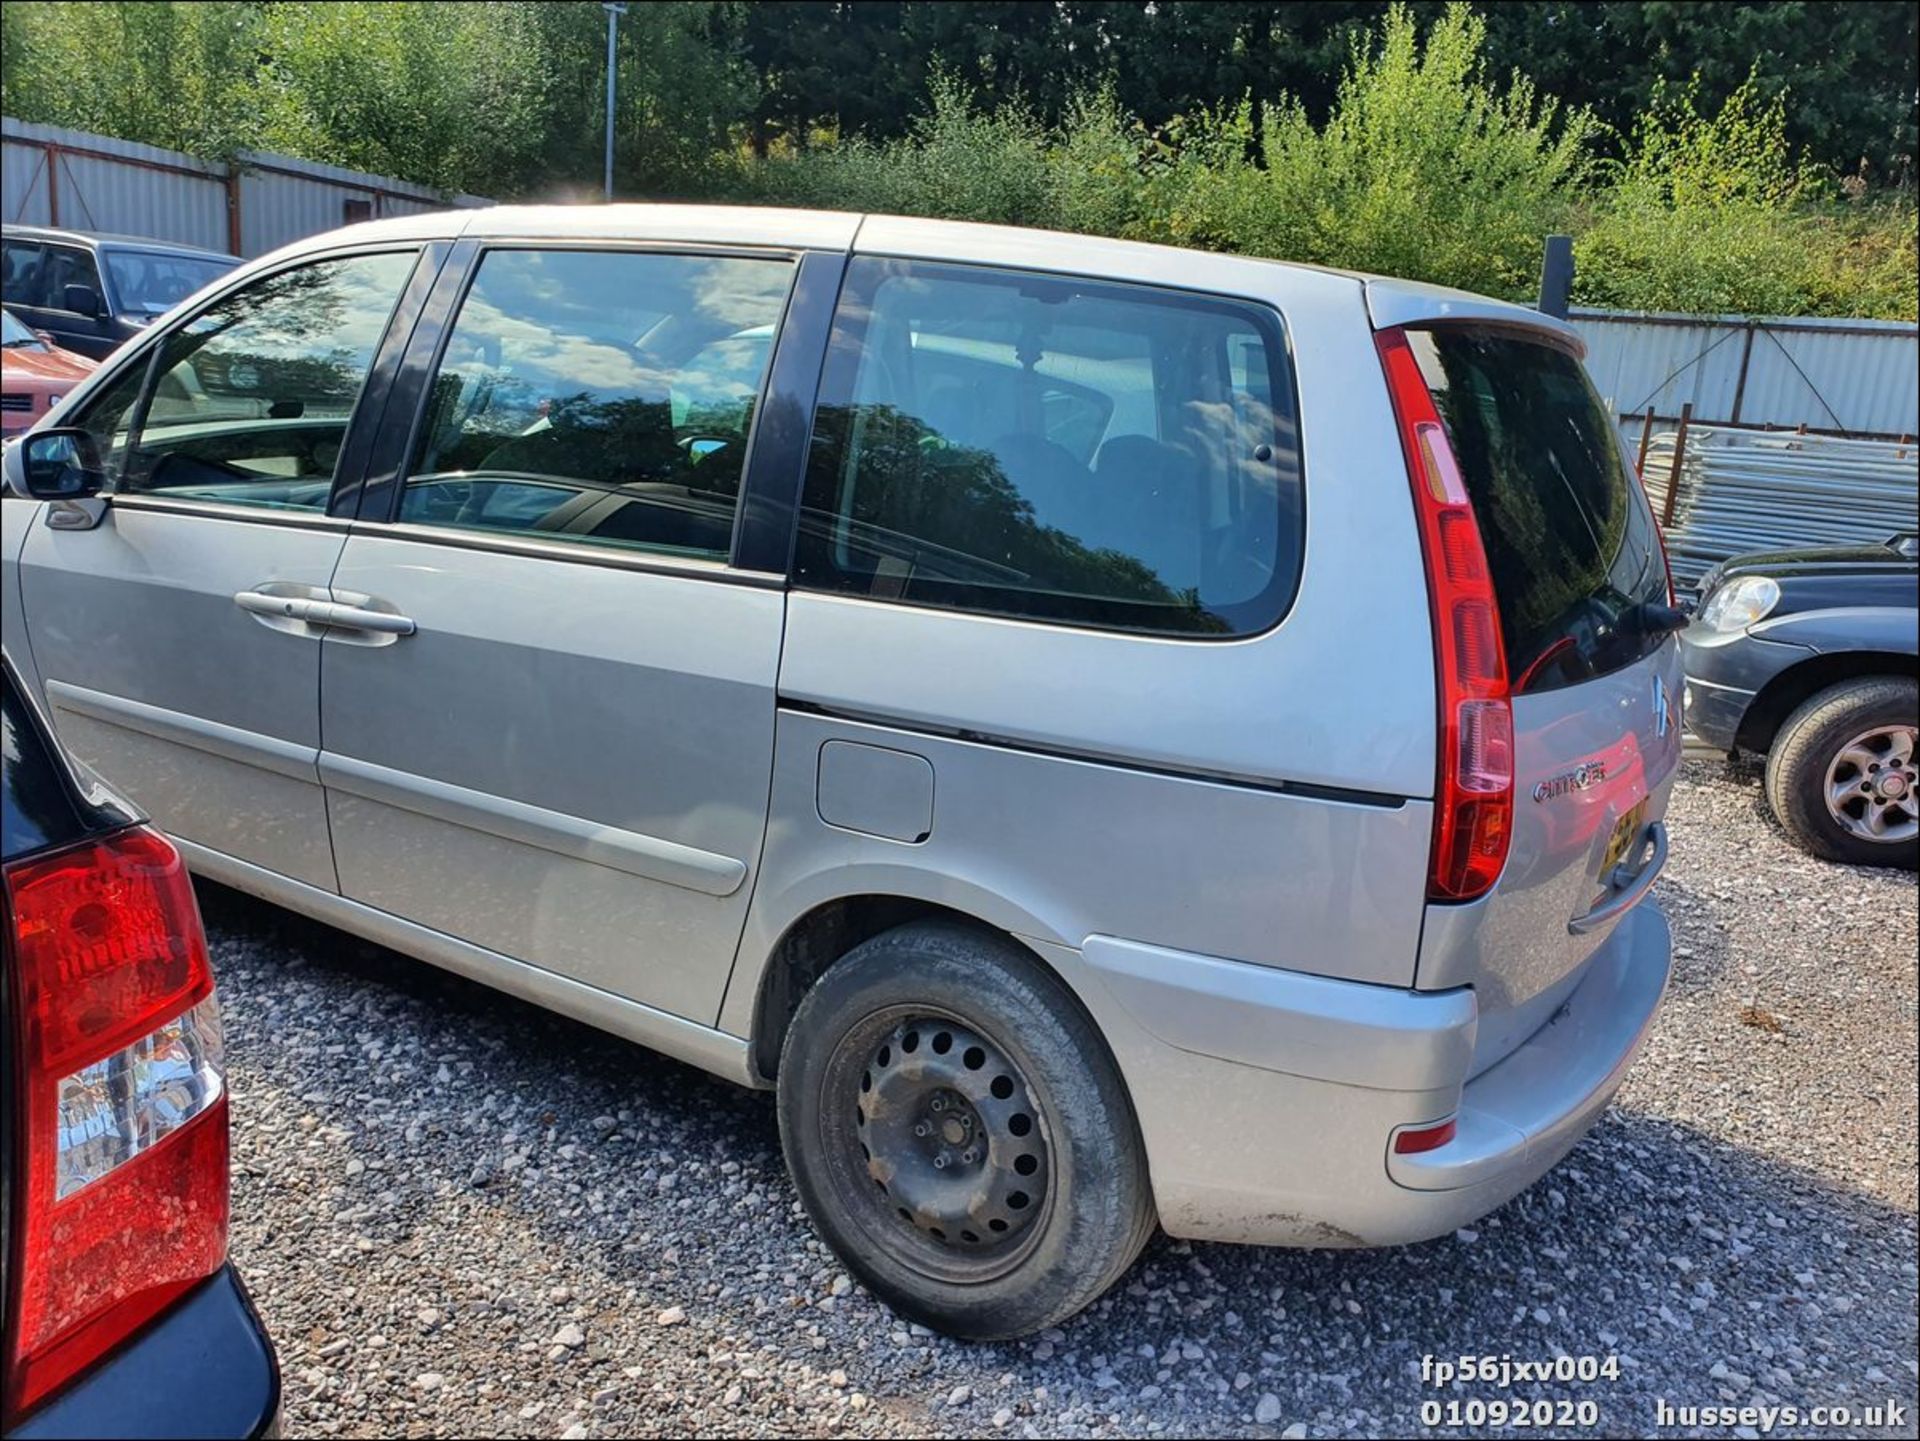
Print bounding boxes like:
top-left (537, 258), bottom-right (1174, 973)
top-left (1, 205), bottom-right (1683, 1339)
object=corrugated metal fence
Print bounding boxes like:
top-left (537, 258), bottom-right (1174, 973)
top-left (1572, 307), bottom-right (1918, 441)
top-left (1572, 307), bottom-right (1918, 584)
top-left (3, 117), bottom-right (490, 258)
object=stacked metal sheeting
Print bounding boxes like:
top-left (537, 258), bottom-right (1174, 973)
top-left (1638, 426), bottom-right (1919, 587)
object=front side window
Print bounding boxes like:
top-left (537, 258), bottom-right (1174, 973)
top-left (80, 249), bottom-right (418, 511)
top-left (793, 259), bottom-right (1303, 636)
top-left (42, 247), bottom-right (102, 313)
top-left (397, 249), bottom-right (793, 562)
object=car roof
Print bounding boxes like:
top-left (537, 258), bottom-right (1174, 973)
top-left (246, 202), bottom-right (1584, 353)
top-left (1, 223), bottom-right (237, 262)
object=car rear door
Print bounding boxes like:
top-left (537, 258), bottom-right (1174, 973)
top-left (1394, 317), bottom-right (1684, 1063)
top-left (315, 235), bottom-right (845, 1025)
top-left (13, 242), bottom-right (438, 891)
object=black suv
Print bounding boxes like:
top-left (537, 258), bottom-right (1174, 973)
top-left (1681, 534), bottom-right (1919, 867)
top-left (1, 226), bottom-right (238, 359)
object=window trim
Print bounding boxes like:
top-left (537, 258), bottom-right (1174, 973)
top-left (344, 516), bottom-right (785, 589)
top-left (357, 239), bottom-right (811, 575)
top-left (54, 240), bottom-right (433, 522)
top-left (792, 255), bottom-right (1308, 641)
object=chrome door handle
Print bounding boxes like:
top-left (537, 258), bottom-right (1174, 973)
top-left (309, 601), bottom-right (415, 636)
top-left (234, 589), bottom-right (323, 622)
top-left (1568, 821), bottom-right (1668, 935)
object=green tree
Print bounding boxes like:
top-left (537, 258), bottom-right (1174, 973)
top-left (517, 0), bottom-right (754, 197)
top-left (1179, 4), bottom-right (1597, 298)
top-left (252, 1), bottom-right (550, 193)
top-left (1477, 2), bottom-right (1919, 184)
top-left (1576, 74), bottom-right (1918, 316)
top-left (0, 0), bottom-right (263, 159)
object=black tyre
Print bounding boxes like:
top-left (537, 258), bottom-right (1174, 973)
top-left (776, 920), bottom-right (1155, 1339)
top-left (1764, 676), bottom-right (1918, 869)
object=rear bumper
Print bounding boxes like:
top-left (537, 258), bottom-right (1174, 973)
top-left (11, 1266), bottom-right (280, 1440)
top-left (1044, 901), bottom-right (1671, 1247)
top-left (1387, 902), bottom-right (1670, 1193)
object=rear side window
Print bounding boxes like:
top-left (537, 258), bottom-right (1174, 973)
top-left (794, 259), bottom-right (1303, 636)
top-left (2, 241), bottom-right (46, 305)
top-left (1409, 328), bottom-right (1669, 693)
top-left (399, 249), bottom-right (792, 562)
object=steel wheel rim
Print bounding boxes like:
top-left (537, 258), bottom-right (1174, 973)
top-left (818, 1005), bottom-right (1054, 1285)
top-left (1823, 724), bottom-right (1918, 843)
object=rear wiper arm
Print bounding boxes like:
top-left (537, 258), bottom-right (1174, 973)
top-left (1625, 601), bottom-right (1691, 636)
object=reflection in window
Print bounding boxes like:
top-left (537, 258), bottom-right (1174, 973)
top-left (794, 259), bottom-right (1303, 636)
top-left (106, 250), bottom-right (418, 511)
top-left (399, 250), bottom-right (793, 562)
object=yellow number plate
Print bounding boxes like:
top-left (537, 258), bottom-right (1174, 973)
top-left (1602, 799), bottom-right (1650, 876)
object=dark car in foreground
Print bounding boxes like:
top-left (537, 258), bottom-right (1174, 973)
top-left (1, 226), bottom-right (239, 360)
top-left (1, 655), bottom-right (278, 1437)
top-left (1681, 534), bottom-right (1919, 868)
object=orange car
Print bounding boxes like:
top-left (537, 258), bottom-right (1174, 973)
top-left (1, 306), bottom-right (96, 438)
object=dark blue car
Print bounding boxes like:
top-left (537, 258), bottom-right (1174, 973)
top-left (1681, 534), bottom-right (1918, 868)
top-left (2, 655), bottom-right (279, 1437)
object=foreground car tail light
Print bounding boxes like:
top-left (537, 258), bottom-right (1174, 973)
top-left (4, 826), bottom-right (228, 1425)
top-left (1376, 327), bottom-right (1514, 901)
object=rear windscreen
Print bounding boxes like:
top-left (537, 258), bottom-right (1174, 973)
top-left (1408, 328), bottom-right (1668, 693)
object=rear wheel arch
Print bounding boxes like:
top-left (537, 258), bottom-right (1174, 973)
top-left (749, 894), bottom-right (1084, 1085)
top-left (1737, 650), bottom-right (1918, 753)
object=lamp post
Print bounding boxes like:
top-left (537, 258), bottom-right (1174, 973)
top-left (603, 2), bottom-right (627, 201)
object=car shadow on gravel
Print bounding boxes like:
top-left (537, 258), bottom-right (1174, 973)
top-left (199, 878), bottom-right (1918, 1439)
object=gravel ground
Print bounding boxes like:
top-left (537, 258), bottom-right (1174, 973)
top-left (208, 758), bottom-right (1918, 1439)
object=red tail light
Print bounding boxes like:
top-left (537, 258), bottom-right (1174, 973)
top-left (1376, 328), bottom-right (1514, 901)
top-left (3, 826), bottom-right (229, 1425)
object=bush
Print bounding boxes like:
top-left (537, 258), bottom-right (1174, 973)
top-left (734, 71), bottom-right (1065, 228)
top-left (1185, 4), bottom-right (1595, 299)
top-left (723, 4), bottom-right (1916, 320)
top-left (735, 5), bottom-right (1605, 305)
top-left (1570, 75), bottom-right (1917, 317)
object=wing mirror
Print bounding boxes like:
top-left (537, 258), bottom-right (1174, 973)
top-left (61, 283), bottom-right (103, 318)
top-left (19, 428), bottom-right (106, 499)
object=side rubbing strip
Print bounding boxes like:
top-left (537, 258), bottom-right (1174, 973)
top-left (318, 752), bottom-right (748, 897)
top-left (44, 680), bottom-right (319, 783)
